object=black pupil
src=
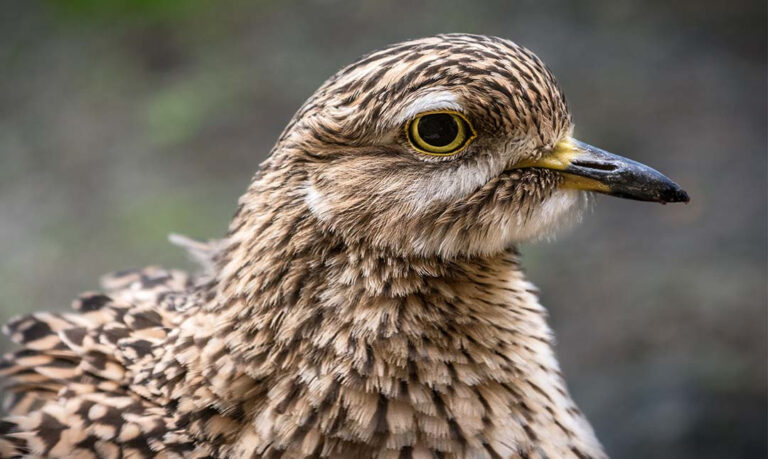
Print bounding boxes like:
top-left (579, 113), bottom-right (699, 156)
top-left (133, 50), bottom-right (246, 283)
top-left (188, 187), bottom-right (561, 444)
top-left (417, 114), bottom-right (459, 147)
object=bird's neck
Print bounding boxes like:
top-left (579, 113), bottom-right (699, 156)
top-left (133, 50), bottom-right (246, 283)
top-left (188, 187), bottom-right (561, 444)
top-left (187, 175), bottom-right (601, 456)
top-left (209, 175), bottom-right (554, 370)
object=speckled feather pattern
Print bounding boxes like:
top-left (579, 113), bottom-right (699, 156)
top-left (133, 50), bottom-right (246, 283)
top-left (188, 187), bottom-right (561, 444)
top-left (0, 34), bottom-right (605, 458)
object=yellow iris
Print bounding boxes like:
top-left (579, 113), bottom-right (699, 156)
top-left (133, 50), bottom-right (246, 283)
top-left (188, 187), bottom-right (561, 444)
top-left (406, 110), bottom-right (476, 156)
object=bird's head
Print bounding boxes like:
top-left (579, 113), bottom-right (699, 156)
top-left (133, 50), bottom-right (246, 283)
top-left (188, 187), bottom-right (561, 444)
top-left (260, 34), bottom-right (688, 258)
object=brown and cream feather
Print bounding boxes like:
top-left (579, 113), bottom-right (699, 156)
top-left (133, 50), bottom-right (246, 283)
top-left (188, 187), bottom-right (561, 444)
top-left (0, 34), bottom-right (615, 458)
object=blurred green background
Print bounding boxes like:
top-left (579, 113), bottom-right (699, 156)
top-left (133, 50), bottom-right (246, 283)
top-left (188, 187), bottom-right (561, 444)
top-left (1, 1), bottom-right (765, 457)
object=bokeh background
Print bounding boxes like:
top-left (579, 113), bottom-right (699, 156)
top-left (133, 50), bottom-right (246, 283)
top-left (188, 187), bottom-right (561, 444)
top-left (2, 1), bottom-right (766, 457)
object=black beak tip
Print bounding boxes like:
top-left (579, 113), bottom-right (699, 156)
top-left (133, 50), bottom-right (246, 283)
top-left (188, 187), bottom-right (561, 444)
top-left (659, 184), bottom-right (690, 204)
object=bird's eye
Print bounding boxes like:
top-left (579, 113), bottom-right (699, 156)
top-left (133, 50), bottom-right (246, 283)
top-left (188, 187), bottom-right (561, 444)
top-left (406, 111), bottom-right (476, 156)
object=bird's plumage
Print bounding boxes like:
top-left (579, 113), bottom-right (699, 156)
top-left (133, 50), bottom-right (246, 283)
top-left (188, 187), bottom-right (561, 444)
top-left (0, 33), bottom-right (688, 458)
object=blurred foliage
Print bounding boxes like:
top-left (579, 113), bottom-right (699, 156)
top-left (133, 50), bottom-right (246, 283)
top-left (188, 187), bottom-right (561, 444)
top-left (1, 1), bottom-right (766, 457)
top-left (44, 0), bottom-right (218, 22)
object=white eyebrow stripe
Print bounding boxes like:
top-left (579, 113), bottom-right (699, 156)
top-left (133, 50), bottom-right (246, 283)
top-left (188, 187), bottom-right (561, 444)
top-left (394, 91), bottom-right (462, 125)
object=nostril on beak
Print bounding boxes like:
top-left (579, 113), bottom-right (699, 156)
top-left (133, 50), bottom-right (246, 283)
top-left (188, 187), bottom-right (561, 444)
top-left (570, 160), bottom-right (618, 172)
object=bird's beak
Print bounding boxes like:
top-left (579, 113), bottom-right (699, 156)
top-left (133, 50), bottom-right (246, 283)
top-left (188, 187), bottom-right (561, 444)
top-left (518, 138), bottom-right (690, 203)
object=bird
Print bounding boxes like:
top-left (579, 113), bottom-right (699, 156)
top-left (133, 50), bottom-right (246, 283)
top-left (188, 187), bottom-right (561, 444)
top-left (0, 34), bottom-right (688, 458)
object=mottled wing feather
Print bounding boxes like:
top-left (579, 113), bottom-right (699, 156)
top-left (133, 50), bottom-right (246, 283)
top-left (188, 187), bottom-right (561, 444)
top-left (0, 267), bottom-right (212, 457)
